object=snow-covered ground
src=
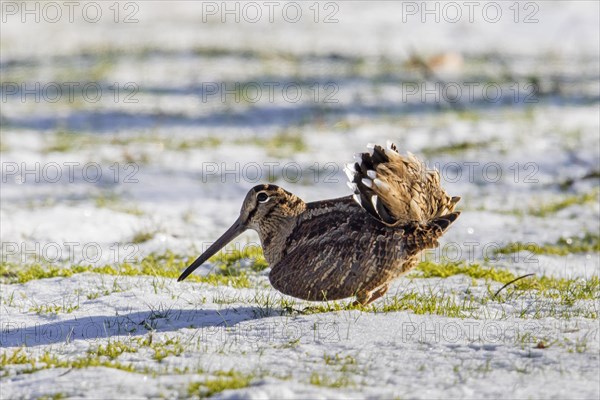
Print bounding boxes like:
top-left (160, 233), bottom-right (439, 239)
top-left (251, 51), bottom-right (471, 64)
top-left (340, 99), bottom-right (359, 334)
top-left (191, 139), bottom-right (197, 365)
top-left (1, 1), bottom-right (599, 399)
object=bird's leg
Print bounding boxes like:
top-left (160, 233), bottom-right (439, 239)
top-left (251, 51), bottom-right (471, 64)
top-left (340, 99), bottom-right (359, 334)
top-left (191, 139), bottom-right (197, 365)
top-left (366, 284), bottom-right (389, 305)
top-left (352, 292), bottom-right (371, 307)
top-left (352, 284), bottom-right (389, 307)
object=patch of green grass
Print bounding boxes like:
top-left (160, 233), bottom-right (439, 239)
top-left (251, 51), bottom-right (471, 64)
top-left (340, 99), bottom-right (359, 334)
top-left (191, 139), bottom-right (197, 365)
top-left (23, 197), bottom-right (57, 210)
top-left (0, 348), bottom-right (136, 377)
top-left (109, 135), bottom-right (222, 151)
top-left (416, 260), bottom-right (515, 282)
top-left (250, 292), bottom-right (301, 317)
top-left (0, 138), bottom-right (8, 152)
top-left (150, 336), bottom-right (184, 362)
top-left (323, 353), bottom-right (357, 373)
top-left (1, 290), bottom-right (17, 307)
top-left (235, 131), bottom-right (307, 157)
top-left (309, 371), bottom-right (353, 388)
top-left (108, 134), bottom-right (223, 152)
top-left (43, 131), bottom-right (87, 153)
top-left (278, 338), bottom-right (301, 349)
top-left (298, 301), bottom-right (362, 314)
top-left (564, 337), bottom-right (589, 354)
top-left (415, 260), bottom-right (599, 314)
top-left (86, 278), bottom-right (125, 300)
top-left (29, 302), bottom-right (79, 315)
top-left (210, 244), bottom-right (268, 274)
top-left (266, 131), bottom-right (307, 153)
top-left (192, 46), bottom-right (259, 59)
top-left (529, 190), bottom-right (598, 217)
top-left (131, 229), bottom-right (156, 244)
top-left (512, 275), bottom-right (599, 307)
top-left (37, 393), bottom-right (66, 400)
top-left (0, 251), bottom-right (251, 288)
top-left (39, 350), bottom-right (136, 373)
top-left (378, 290), bottom-right (474, 317)
top-left (86, 292), bottom-right (102, 300)
top-left (44, 130), bottom-right (224, 154)
top-left (187, 370), bottom-right (254, 397)
top-left (94, 193), bottom-right (144, 216)
top-left (295, 289), bottom-right (474, 318)
top-left (422, 140), bottom-right (495, 156)
top-left (454, 110), bottom-right (482, 121)
top-left (0, 348), bottom-right (29, 365)
top-left (88, 57), bottom-right (114, 81)
top-left (0, 263), bottom-right (71, 283)
top-left (173, 137), bottom-right (222, 150)
top-left (1, 336), bottom-right (190, 378)
top-left (494, 232), bottom-right (600, 256)
top-left (90, 340), bottom-right (138, 360)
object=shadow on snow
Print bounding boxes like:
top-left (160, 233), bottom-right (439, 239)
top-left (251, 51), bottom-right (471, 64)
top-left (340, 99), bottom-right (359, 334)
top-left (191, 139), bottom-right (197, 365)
top-left (0, 306), bottom-right (281, 347)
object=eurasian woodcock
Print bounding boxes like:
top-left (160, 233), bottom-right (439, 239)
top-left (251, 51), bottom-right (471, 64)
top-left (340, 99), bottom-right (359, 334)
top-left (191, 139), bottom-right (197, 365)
top-left (178, 142), bottom-right (461, 305)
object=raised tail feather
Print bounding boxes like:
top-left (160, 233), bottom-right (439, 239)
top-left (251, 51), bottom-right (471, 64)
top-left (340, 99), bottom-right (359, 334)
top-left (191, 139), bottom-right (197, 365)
top-left (403, 211), bottom-right (462, 255)
top-left (429, 211), bottom-right (461, 232)
top-left (344, 142), bottom-right (461, 226)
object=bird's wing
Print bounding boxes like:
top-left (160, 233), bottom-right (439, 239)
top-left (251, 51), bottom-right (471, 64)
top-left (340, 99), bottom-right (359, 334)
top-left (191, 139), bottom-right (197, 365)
top-left (268, 197), bottom-right (460, 301)
top-left (269, 205), bottom-right (409, 301)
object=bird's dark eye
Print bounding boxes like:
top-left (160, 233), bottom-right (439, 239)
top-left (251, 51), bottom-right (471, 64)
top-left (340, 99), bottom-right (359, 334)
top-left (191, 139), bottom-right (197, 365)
top-left (257, 192), bottom-right (269, 203)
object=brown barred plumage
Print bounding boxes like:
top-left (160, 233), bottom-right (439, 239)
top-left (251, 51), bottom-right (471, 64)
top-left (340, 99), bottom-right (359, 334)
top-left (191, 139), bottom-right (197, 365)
top-left (178, 142), bottom-right (460, 305)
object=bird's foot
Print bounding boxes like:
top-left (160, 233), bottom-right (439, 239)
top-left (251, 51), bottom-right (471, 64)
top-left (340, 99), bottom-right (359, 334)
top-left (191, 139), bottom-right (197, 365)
top-left (353, 284), bottom-right (389, 307)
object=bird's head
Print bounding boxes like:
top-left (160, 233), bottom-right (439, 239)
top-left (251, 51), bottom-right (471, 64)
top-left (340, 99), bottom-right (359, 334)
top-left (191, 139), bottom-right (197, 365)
top-left (178, 184), bottom-right (305, 281)
top-left (241, 184), bottom-right (305, 230)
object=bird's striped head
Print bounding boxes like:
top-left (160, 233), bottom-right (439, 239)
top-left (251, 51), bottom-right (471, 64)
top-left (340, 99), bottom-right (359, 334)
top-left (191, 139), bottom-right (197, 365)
top-left (177, 184), bottom-right (305, 282)
top-left (241, 184), bottom-right (306, 230)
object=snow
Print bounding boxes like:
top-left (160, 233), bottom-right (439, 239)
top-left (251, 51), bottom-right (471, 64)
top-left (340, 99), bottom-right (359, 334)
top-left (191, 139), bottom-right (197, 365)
top-left (1, 1), bottom-right (599, 399)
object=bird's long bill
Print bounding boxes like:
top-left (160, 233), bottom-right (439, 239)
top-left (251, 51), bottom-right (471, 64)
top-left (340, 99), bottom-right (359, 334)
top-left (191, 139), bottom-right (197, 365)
top-left (177, 218), bottom-right (246, 282)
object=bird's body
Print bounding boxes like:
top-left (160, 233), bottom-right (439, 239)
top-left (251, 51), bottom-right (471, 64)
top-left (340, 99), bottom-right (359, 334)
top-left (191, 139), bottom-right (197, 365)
top-left (178, 143), bottom-right (460, 305)
top-left (266, 195), bottom-right (426, 304)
